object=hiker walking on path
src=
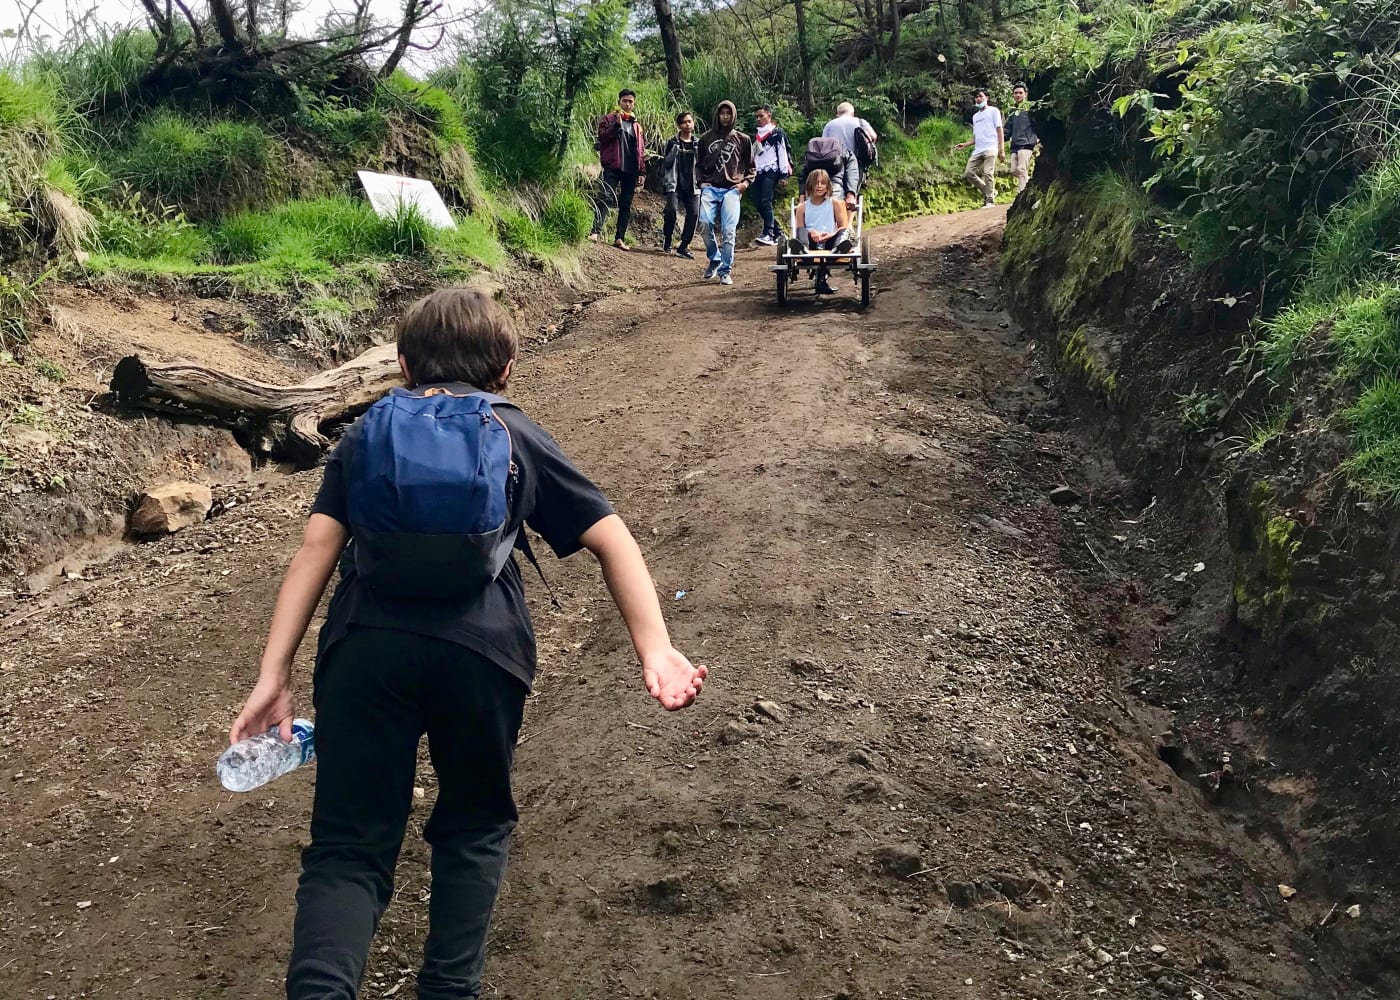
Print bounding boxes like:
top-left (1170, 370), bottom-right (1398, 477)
top-left (660, 110), bottom-right (701, 259)
top-left (591, 88), bottom-right (647, 250)
top-left (956, 89), bottom-right (1004, 207)
top-left (697, 100), bottom-right (755, 286)
top-left (821, 102), bottom-right (878, 196)
top-left (751, 105), bottom-right (792, 247)
top-left (228, 288), bottom-right (706, 1000)
top-left (1006, 82), bottom-right (1039, 194)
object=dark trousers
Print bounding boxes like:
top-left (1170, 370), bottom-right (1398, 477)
top-left (592, 168), bottom-right (638, 242)
top-left (663, 190), bottom-right (699, 249)
top-left (752, 172), bottom-right (783, 238)
top-left (286, 628), bottom-right (527, 1000)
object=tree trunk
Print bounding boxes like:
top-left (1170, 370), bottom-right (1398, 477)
top-left (110, 344), bottom-right (402, 465)
top-left (794, 0), bottom-right (815, 117)
top-left (885, 0), bottom-right (901, 63)
top-left (653, 0), bottom-right (685, 96)
top-left (991, 0), bottom-right (1002, 21)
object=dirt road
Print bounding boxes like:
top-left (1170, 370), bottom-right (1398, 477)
top-left (0, 210), bottom-right (1360, 999)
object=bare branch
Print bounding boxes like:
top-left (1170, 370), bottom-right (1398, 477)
top-left (171, 0), bottom-right (206, 48)
top-left (379, 0), bottom-right (433, 78)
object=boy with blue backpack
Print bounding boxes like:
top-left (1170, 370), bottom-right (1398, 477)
top-left (228, 287), bottom-right (707, 1000)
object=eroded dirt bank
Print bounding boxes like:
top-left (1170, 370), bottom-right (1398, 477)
top-left (0, 210), bottom-right (1378, 999)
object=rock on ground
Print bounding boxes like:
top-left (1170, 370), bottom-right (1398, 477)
top-left (130, 482), bottom-right (213, 535)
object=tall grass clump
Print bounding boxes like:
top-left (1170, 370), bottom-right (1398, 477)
top-left (27, 26), bottom-right (162, 113)
top-left (1305, 158), bottom-right (1400, 302)
top-left (540, 189), bottom-right (593, 245)
top-left (212, 196), bottom-right (387, 265)
top-left (109, 112), bottom-right (282, 216)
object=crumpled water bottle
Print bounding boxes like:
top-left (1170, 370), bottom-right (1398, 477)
top-left (217, 719), bottom-right (316, 792)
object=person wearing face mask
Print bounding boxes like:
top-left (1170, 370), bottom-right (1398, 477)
top-left (1006, 82), bottom-right (1040, 194)
top-left (591, 88), bottom-right (647, 249)
top-left (955, 88), bottom-right (1004, 208)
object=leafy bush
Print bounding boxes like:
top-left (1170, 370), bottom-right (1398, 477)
top-left (93, 191), bottom-right (212, 262)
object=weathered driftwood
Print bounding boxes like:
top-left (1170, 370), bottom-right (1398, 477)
top-left (110, 343), bottom-right (401, 464)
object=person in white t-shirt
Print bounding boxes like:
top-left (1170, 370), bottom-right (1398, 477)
top-left (955, 89), bottom-right (1004, 207)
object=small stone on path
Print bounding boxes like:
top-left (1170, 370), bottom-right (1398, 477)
top-left (754, 700), bottom-right (787, 723)
top-left (131, 482), bottom-right (213, 535)
top-left (873, 844), bottom-right (923, 879)
top-left (1049, 485), bottom-right (1081, 507)
top-left (719, 721), bottom-right (761, 746)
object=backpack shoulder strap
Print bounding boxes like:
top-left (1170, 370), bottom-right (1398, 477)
top-left (516, 531), bottom-right (562, 610)
top-left (468, 392), bottom-right (562, 609)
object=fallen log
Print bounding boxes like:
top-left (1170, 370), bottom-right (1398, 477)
top-left (110, 343), bottom-right (402, 465)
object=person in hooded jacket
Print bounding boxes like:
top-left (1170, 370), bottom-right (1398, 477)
top-left (696, 100), bottom-right (756, 286)
top-left (590, 88), bottom-right (647, 249)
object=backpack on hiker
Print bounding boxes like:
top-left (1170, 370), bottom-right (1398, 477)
top-left (347, 386), bottom-right (522, 602)
top-left (802, 136), bottom-right (846, 186)
top-left (854, 127), bottom-right (878, 173)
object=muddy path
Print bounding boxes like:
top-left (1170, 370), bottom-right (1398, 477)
top-left (0, 210), bottom-right (1367, 999)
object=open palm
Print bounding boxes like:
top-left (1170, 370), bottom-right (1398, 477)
top-left (643, 648), bottom-right (707, 710)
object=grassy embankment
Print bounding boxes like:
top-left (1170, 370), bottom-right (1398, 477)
top-left (1010, 0), bottom-right (1400, 500)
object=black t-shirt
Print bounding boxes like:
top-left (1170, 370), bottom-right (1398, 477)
top-left (310, 398), bottom-right (615, 690)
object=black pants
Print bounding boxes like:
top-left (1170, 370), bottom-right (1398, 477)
top-left (592, 167), bottom-right (638, 242)
top-left (663, 190), bottom-right (699, 250)
top-left (752, 172), bottom-right (783, 238)
top-left (286, 628), bottom-right (527, 1000)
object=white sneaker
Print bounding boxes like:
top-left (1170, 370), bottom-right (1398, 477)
top-left (754, 235), bottom-right (776, 246)
top-left (719, 273), bottom-right (733, 285)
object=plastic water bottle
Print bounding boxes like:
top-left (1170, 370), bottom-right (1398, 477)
top-left (217, 719), bottom-right (316, 792)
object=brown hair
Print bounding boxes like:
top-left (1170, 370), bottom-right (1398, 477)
top-left (805, 169), bottom-right (831, 199)
top-left (395, 288), bottom-right (518, 391)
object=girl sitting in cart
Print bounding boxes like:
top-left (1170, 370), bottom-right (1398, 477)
top-left (790, 169), bottom-right (853, 295)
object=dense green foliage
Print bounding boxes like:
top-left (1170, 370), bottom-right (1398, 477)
top-left (1011, 0), bottom-right (1400, 499)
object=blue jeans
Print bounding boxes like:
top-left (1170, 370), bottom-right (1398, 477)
top-left (699, 185), bottom-right (742, 275)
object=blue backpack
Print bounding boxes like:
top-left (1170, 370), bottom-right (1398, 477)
top-left (346, 385), bottom-right (522, 602)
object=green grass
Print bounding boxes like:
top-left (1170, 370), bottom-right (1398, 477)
top-left (1260, 300), bottom-right (1333, 375)
top-left (27, 26), bottom-right (164, 113)
top-left (1306, 158), bottom-right (1400, 301)
top-left (108, 112), bottom-right (281, 215)
top-left (92, 195), bottom-right (509, 295)
top-left (1331, 286), bottom-right (1400, 378)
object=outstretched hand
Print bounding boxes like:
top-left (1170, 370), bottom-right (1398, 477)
top-left (229, 675), bottom-right (295, 745)
top-left (642, 647), bottom-right (707, 711)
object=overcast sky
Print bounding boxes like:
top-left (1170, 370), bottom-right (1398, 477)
top-left (0, 1), bottom-right (476, 68)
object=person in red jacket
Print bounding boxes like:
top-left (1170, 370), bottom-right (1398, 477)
top-left (590, 89), bottom-right (647, 250)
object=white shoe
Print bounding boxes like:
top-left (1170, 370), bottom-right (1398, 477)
top-left (719, 273), bottom-right (733, 285)
top-left (754, 235), bottom-right (776, 246)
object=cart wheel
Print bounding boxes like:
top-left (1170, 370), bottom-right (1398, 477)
top-left (776, 270), bottom-right (788, 305)
top-left (860, 271), bottom-right (872, 309)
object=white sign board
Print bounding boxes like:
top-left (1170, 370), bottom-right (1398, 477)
top-left (357, 170), bottom-right (456, 229)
